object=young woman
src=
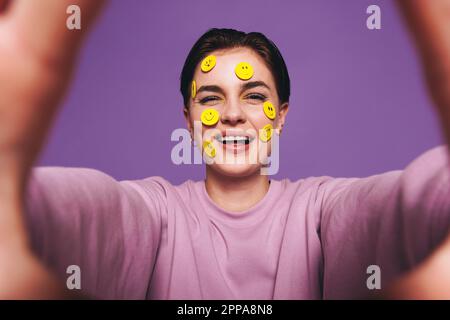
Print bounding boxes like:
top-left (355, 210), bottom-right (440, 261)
top-left (0, 0), bottom-right (449, 299)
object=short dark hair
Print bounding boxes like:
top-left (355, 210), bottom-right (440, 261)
top-left (180, 28), bottom-right (290, 107)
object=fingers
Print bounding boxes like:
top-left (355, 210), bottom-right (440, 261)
top-left (396, 0), bottom-right (450, 148)
top-left (0, 0), bottom-right (11, 13)
top-left (396, 0), bottom-right (450, 97)
top-left (7, 0), bottom-right (106, 67)
top-left (396, 0), bottom-right (450, 62)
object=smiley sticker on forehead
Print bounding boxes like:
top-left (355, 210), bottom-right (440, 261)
top-left (201, 108), bottom-right (220, 126)
top-left (201, 55), bottom-right (216, 73)
top-left (235, 62), bottom-right (254, 80)
top-left (263, 101), bottom-right (276, 120)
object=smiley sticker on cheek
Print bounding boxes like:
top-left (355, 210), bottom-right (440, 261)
top-left (201, 108), bottom-right (220, 126)
top-left (203, 140), bottom-right (216, 158)
top-left (201, 55), bottom-right (216, 73)
top-left (191, 80), bottom-right (197, 99)
top-left (259, 124), bottom-right (273, 142)
top-left (263, 101), bottom-right (276, 120)
top-left (235, 62), bottom-right (254, 80)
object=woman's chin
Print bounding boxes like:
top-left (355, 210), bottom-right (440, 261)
top-left (209, 162), bottom-right (262, 178)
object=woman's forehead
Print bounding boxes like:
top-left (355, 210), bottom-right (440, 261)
top-left (192, 47), bottom-right (275, 89)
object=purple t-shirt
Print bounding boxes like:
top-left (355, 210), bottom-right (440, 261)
top-left (24, 146), bottom-right (450, 299)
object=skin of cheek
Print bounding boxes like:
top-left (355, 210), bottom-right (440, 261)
top-left (186, 102), bottom-right (280, 174)
top-left (186, 87), bottom-right (288, 170)
top-left (245, 106), bottom-right (273, 157)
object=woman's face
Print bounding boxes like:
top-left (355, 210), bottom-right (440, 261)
top-left (185, 47), bottom-right (288, 178)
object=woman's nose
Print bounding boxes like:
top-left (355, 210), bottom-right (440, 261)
top-left (220, 100), bottom-right (246, 125)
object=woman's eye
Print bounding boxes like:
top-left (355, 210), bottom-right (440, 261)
top-left (199, 96), bottom-right (221, 104)
top-left (246, 93), bottom-right (266, 101)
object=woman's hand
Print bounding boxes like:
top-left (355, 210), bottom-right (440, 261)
top-left (385, 234), bottom-right (450, 299)
top-left (0, 0), bottom-right (104, 298)
top-left (396, 0), bottom-right (450, 146)
top-left (0, 0), bottom-right (105, 184)
top-left (385, 0), bottom-right (450, 299)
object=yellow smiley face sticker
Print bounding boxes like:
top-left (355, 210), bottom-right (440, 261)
top-left (235, 62), bottom-right (254, 80)
top-left (201, 55), bottom-right (216, 73)
top-left (259, 124), bottom-right (273, 142)
top-left (191, 80), bottom-right (196, 99)
top-left (201, 108), bottom-right (220, 126)
top-left (203, 140), bottom-right (216, 158)
top-left (263, 101), bottom-right (276, 120)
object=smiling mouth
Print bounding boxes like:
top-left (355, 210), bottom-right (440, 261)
top-left (215, 134), bottom-right (255, 145)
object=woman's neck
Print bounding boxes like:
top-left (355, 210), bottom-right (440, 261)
top-left (205, 167), bottom-right (270, 213)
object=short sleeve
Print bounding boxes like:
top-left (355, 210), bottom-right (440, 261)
top-left (319, 145), bottom-right (450, 299)
top-left (24, 167), bottom-right (166, 299)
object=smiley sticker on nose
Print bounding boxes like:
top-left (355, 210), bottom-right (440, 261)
top-left (201, 108), bottom-right (220, 126)
top-left (263, 101), bottom-right (276, 120)
top-left (235, 62), bottom-right (254, 80)
top-left (201, 55), bottom-right (216, 73)
top-left (203, 140), bottom-right (216, 158)
top-left (191, 80), bottom-right (197, 99)
top-left (259, 123), bottom-right (273, 142)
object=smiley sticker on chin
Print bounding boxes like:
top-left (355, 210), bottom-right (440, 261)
top-left (259, 123), bottom-right (273, 142)
top-left (201, 108), bottom-right (220, 126)
top-left (203, 140), bottom-right (216, 158)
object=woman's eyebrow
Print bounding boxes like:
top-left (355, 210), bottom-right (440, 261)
top-left (241, 81), bottom-right (270, 91)
top-left (197, 85), bottom-right (225, 95)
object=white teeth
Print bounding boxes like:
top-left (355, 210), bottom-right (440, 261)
top-left (223, 136), bottom-right (246, 141)
top-left (216, 135), bottom-right (252, 144)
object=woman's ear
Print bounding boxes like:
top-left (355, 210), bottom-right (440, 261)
top-left (184, 107), bottom-right (193, 137)
top-left (276, 102), bottom-right (289, 135)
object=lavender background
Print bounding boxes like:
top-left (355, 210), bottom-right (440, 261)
top-left (39, 0), bottom-right (443, 184)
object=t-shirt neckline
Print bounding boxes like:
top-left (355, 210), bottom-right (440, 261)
top-left (197, 178), bottom-right (279, 227)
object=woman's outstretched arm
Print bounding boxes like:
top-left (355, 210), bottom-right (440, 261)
top-left (320, 1), bottom-right (450, 299)
top-left (0, 0), bottom-right (105, 298)
top-left (384, 0), bottom-right (450, 299)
